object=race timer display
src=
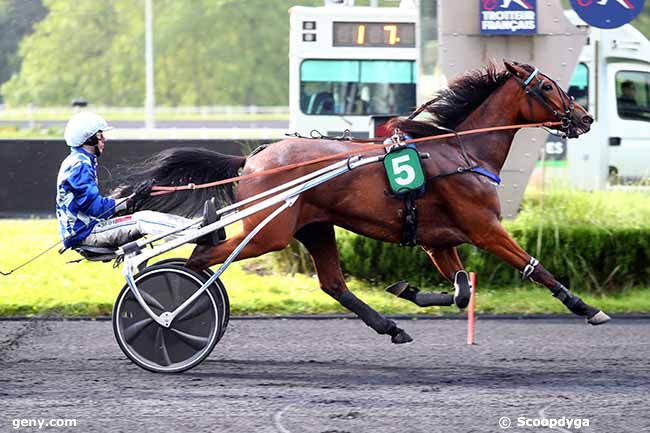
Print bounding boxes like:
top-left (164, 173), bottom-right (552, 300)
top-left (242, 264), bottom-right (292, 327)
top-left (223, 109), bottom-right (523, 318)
top-left (332, 22), bottom-right (415, 47)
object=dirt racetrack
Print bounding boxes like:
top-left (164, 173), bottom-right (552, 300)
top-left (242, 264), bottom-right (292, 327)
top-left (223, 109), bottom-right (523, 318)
top-left (1, 317), bottom-right (648, 432)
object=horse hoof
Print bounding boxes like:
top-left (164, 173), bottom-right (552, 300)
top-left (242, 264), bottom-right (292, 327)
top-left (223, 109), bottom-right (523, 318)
top-left (587, 311), bottom-right (611, 325)
top-left (453, 270), bottom-right (472, 310)
top-left (391, 330), bottom-right (413, 344)
top-left (386, 280), bottom-right (410, 297)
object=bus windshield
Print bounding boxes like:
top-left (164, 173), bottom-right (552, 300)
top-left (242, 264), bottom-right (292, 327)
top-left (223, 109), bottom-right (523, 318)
top-left (616, 70), bottom-right (650, 122)
top-left (568, 63), bottom-right (588, 108)
top-left (300, 59), bottom-right (416, 116)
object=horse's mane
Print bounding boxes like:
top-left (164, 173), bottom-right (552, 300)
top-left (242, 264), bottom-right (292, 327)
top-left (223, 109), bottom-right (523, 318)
top-left (388, 63), bottom-right (530, 138)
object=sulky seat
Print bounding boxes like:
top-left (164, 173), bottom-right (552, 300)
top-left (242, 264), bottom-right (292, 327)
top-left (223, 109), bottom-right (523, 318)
top-left (74, 245), bottom-right (118, 262)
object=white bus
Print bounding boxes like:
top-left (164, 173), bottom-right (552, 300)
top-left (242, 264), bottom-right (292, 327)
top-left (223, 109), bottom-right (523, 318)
top-left (568, 10), bottom-right (650, 186)
top-left (288, 3), bottom-right (418, 138)
top-left (546, 11), bottom-right (650, 187)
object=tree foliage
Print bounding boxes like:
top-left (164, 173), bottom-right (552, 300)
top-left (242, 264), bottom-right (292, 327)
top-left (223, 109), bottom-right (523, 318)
top-left (631, 1), bottom-right (650, 40)
top-left (1, 0), bottom-right (144, 105)
top-left (0, 0), bottom-right (47, 102)
top-left (1, 0), bottom-right (319, 106)
top-left (2, 0), bottom-right (649, 106)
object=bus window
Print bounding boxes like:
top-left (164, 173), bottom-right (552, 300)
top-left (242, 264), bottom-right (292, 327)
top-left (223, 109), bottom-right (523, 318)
top-left (616, 70), bottom-right (650, 122)
top-left (568, 63), bottom-right (588, 108)
top-left (300, 59), bottom-right (416, 116)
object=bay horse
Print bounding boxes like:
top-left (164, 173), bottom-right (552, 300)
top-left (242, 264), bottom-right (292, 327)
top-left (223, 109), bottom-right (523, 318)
top-left (121, 61), bottom-right (607, 344)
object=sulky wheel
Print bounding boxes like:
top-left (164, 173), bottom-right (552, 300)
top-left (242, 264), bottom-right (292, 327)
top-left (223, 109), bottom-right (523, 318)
top-left (112, 264), bottom-right (223, 373)
top-left (152, 258), bottom-right (230, 340)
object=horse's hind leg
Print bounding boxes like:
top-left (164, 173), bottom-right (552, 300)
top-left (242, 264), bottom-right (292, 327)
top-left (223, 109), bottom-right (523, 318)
top-left (424, 246), bottom-right (463, 282)
top-left (187, 212), bottom-right (297, 271)
top-left (384, 247), bottom-right (471, 309)
top-left (424, 247), bottom-right (472, 309)
top-left (471, 221), bottom-right (610, 325)
top-left (294, 223), bottom-right (413, 344)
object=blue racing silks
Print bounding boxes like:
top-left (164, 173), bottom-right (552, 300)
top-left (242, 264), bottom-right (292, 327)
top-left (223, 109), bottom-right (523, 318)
top-left (56, 147), bottom-right (116, 247)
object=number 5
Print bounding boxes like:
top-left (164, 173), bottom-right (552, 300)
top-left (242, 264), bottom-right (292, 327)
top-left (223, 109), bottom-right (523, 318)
top-left (392, 154), bottom-right (415, 186)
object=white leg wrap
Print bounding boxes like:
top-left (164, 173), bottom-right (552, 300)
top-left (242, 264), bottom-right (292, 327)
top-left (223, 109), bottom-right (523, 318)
top-left (522, 257), bottom-right (539, 280)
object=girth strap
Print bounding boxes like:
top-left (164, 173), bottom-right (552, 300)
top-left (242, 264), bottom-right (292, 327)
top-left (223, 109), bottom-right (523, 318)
top-left (469, 167), bottom-right (501, 185)
top-left (401, 191), bottom-right (418, 247)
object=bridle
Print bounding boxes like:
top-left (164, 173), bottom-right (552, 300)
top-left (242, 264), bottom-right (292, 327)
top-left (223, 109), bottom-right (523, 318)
top-left (512, 67), bottom-right (577, 134)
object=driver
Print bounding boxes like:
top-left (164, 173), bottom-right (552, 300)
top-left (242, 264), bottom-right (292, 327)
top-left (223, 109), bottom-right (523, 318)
top-left (56, 112), bottom-right (218, 250)
top-left (617, 80), bottom-right (641, 119)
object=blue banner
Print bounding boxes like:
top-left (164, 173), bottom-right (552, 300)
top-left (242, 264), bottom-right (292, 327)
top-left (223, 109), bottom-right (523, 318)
top-left (480, 0), bottom-right (538, 35)
top-left (570, 0), bottom-right (646, 29)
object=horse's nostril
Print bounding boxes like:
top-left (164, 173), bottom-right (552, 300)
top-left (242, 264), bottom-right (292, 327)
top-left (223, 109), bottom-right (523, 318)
top-left (582, 114), bottom-right (594, 125)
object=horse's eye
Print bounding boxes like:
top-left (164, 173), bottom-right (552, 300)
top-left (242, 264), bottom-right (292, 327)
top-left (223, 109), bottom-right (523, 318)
top-left (542, 84), bottom-right (553, 91)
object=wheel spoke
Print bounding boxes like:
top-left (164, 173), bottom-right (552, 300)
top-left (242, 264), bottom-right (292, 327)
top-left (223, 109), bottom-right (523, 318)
top-left (123, 317), bottom-right (154, 343)
top-left (176, 294), bottom-right (212, 322)
top-left (168, 327), bottom-right (209, 350)
top-left (139, 289), bottom-right (166, 311)
top-left (155, 327), bottom-right (172, 366)
top-left (163, 272), bottom-right (180, 307)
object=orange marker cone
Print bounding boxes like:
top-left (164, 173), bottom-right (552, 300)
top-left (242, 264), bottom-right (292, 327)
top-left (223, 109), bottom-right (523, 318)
top-left (467, 272), bottom-right (476, 345)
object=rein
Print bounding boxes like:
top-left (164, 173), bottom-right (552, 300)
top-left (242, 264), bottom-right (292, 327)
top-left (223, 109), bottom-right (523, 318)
top-left (150, 121), bottom-right (561, 196)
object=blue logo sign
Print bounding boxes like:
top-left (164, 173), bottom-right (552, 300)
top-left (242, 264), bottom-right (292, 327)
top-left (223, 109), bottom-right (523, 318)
top-left (570, 0), bottom-right (646, 29)
top-left (480, 0), bottom-right (538, 35)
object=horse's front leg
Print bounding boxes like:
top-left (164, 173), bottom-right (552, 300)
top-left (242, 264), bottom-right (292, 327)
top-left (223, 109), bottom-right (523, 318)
top-left (470, 220), bottom-right (610, 325)
top-left (384, 246), bottom-right (472, 309)
top-left (295, 223), bottom-right (413, 344)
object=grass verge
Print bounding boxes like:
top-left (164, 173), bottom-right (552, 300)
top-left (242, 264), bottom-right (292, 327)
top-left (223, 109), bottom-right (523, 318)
top-left (0, 126), bottom-right (62, 138)
top-left (1, 219), bottom-right (649, 317)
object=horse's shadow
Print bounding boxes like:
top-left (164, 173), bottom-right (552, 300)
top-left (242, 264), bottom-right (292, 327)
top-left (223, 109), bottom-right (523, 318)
top-left (183, 358), bottom-right (635, 390)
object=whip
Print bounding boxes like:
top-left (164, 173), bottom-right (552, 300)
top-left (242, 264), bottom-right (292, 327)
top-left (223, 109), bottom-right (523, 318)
top-left (0, 195), bottom-right (134, 277)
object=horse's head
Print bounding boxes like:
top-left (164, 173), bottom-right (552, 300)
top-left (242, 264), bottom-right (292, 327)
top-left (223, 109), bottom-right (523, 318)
top-left (504, 60), bottom-right (593, 138)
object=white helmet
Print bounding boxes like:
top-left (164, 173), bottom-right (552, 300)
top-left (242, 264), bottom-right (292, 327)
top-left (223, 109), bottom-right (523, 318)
top-left (64, 112), bottom-right (113, 147)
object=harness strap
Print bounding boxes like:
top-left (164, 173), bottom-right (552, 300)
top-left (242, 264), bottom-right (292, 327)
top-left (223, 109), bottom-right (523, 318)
top-left (435, 124), bottom-right (474, 168)
top-left (401, 192), bottom-right (418, 247)
top-left (469, 167), bottom-right (501, 185)
top-left (151, 121), bottom-right (561, 196)
top-left (407, 98), bottom-right (436, 120)
top-left (522, 68), bottom-right (539, 87)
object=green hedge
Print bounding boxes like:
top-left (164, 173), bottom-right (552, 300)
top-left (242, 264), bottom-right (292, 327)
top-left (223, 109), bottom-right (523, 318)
top-left (336, 224), bottom-right (650, 293)
top-left (272, 190), bottom-right (650, 293)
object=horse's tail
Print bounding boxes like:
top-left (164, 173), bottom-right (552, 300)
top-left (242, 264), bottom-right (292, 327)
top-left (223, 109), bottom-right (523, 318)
top-left (111, 147), bottom-right (247, 217)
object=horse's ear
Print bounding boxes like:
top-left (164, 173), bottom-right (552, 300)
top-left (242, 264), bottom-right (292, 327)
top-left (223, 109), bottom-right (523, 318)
top-left (503, 60), bottom-right (523, 78)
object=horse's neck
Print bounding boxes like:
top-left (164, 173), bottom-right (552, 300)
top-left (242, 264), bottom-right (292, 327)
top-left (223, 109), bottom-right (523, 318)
top-left (456, 81), bottom-right (520, 173)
